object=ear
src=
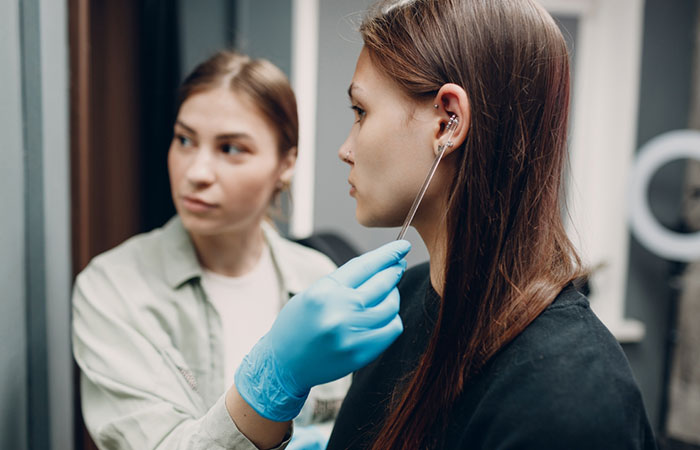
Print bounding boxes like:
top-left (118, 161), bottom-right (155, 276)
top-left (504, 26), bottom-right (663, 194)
top-left (278, 146), bottom-right (297, 185)
top-left (432, 83), bottom-right (471, 156)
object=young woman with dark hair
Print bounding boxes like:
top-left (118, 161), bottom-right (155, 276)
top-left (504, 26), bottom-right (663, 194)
top-left (326, 0), bottom-right (656, 448)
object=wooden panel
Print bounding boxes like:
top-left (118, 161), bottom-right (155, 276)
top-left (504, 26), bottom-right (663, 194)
top-left (69, 0), bottom-right (141, 448)
top-left (69, 0), bottom-right (92, 274)
top-left (70, 0), bottom-right (141, 275)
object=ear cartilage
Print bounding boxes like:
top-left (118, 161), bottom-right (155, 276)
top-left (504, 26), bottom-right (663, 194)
top-left (396, 114), bottom-right (459, 240)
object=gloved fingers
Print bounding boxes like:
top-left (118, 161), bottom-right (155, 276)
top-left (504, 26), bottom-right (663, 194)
top-left (355, 260), bottom-right (406, 308)
top-left (348, 287), bottom-right (400, 329)
top-left (329, 240), bottom-right (411, 288)
top-left (347, 314), bottom-right (404, 364)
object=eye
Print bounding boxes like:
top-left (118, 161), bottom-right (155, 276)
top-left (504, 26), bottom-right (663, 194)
top-left (350, 105), bottom-right (366, 123)
top-left (221, 143), bottom-right (245, 155)
top-left (176, 134), bottom-right (193, 147)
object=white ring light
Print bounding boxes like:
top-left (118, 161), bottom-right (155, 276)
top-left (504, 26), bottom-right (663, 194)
top-left (629, 129), bottom-right (700, 262)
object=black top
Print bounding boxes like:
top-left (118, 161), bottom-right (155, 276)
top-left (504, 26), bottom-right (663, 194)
top-left (327, 263), bottom-right (657, 450)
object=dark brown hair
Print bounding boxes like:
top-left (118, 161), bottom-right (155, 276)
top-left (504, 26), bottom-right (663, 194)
top-left (177, 50), bottom-right (298, 157)
top-left (361, 0), bottom-right (586, 448)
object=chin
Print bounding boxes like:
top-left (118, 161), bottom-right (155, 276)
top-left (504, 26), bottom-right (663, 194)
top-left (179, 215), bottom-right (210, 235)
top-left (355, 207), bottom-right (404, 228)
top-left (178, 212), bottom-right (220, 235)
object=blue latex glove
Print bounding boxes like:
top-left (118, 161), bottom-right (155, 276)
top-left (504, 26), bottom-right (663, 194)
top-left (287, 425), bottom-right (328, 450)
top-left (235, 240), bottom-right (411, 421)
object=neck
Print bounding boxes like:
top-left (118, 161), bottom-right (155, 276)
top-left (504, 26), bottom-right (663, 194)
top-left (415, 223), bottom-right (448, 296)
top-left (190, 222), bottom-right (266, 277)
top-left (412, 161), bottom-right (454, 296)
top-left (412, 200), bottom-right (450, 297)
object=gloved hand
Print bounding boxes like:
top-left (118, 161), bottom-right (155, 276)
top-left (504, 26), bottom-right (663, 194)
top-left (235, 240), bottom-right (411, 421)
top-left (287, 425), bottom-right (329, 450)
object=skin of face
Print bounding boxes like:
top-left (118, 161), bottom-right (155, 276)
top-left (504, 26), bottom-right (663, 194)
top-left (168, 86), bottom-right (294, 240)
top-left (339, 48), bottom-right (442, 228)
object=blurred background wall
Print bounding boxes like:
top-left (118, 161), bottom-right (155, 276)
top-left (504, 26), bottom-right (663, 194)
top-left (2, 0), bottom-right (700, 448)
top-left (625, 2), bottom-right (698, 448)
top-left (1, 0), bottom-right (72, 449)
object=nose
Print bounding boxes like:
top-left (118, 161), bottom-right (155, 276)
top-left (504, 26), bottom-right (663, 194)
top-left (186, 148), bottom-right (216, 187)
top-left (338, 137), bottom-right (353, 165)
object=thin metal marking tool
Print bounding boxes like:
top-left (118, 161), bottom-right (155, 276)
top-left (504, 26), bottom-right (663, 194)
top-left (396, 115), bottom-right (458, 240)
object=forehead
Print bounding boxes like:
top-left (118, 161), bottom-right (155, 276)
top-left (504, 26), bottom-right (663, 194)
top-left (180, 87), bottom-right (248, 120)
top-left (178, 87), bottom-right (274, 135)
top-left (350, 48), bottom-right (414, 108)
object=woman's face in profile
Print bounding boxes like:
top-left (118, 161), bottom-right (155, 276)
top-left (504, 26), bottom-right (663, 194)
top-left (339, 48), bottom-right (437, 228)
top-left (168, 87), bottom-right (294, 238)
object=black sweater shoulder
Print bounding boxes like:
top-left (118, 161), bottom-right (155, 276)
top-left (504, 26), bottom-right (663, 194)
top-left (451, 286), bottom-right (656, 449)
top-left (327, 264), bottom-right (656, 450)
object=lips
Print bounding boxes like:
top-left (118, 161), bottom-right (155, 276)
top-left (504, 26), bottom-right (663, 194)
top-left (348, 179), bottom-right (357, 197)
top-left (182, 195), bottom-right (217, 212)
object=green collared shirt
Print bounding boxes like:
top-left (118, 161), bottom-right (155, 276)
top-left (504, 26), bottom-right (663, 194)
top-left (72, 217), bottom-right (342, 449)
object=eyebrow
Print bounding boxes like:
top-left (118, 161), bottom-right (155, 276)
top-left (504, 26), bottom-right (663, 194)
top-left (175, 120), bottom-right (252, 141)
top-left (175, 120), bottom-right (196, 135)
top-left (215, 132), bottom-right (252, 141)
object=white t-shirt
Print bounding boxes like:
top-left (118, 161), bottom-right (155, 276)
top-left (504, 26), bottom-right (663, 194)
top-left (200, 245), bottom-right (280, 389)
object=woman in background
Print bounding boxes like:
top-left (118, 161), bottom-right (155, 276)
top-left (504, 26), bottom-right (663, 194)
top-left (73, 51), bottom-right (407, 450)
top-left (327, 0), bottom-right (657, 448)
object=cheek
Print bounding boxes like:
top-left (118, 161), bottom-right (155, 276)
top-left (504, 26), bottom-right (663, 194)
top-left (358, 131), bottom-right (429, 192)
top-left (355, 125), bottom-right (391, 167)
top-left (357, 131), bottom-right (438, 223)
top-left (355, 158), bottom-right (420, 224)
top-left (221, 161), bottom-right (279, 203)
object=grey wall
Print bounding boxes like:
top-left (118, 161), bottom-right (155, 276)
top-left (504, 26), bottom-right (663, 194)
top-left (179, 0), bottom-right (233, 77)
top-left (0, 0), bottom-right (73, 449)
top-left (0, 0), bottom-right (28, 448)
top-left (313, 0), bottom-right (430, 266)
top-left (234, 0), bottom-right (292, 77)
top-left (40, 0), bottom-right (74, 447)
top-left (178, 0), bottom-right (292, 80)
top-left (623, 0), bottom-right (699, 434)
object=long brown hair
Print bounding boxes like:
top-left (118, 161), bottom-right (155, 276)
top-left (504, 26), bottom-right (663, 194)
top-left (362, 1), bottom-right (586, 448)
top-left (177, 51), bottom-right (298, 158)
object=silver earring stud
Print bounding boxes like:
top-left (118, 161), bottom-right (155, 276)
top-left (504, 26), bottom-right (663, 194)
top-left (433, 104), bottom-right (439, 109)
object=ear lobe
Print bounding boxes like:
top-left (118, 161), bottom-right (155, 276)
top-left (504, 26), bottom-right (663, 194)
top-left (279, 147), bottom-right (297, 184)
